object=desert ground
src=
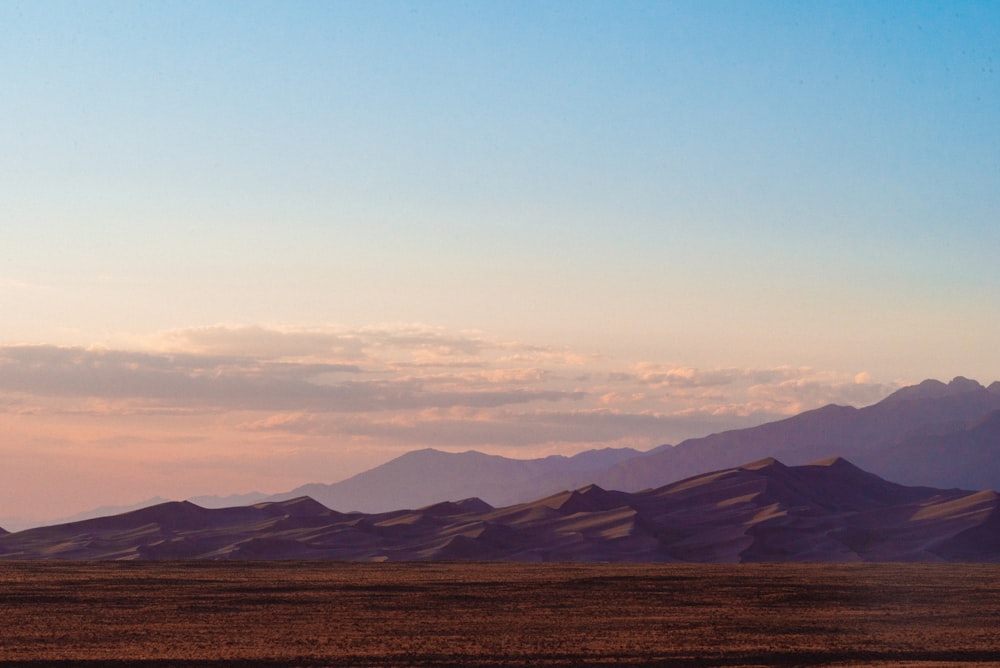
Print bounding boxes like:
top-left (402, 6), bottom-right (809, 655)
top-left (0, 562), bottom-right (998, 666)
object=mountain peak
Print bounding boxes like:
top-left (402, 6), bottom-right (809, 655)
top-left (948, 376), bottom-right (985, 392)
top-left (880, 377), bottom-right (986, 404)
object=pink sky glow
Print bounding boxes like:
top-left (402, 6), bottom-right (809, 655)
top-left (0, 324), bottom-right (899, 525)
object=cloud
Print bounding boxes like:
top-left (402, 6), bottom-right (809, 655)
top-left (155, 324), bottom-right (495, 363)
top-left (744, 374), bottom-right (897, 415)
top-left (497, 347), bottom-right (598, 366)
top-left (599, 392), bottom-right (646, 406)
top-left (278, 407), bottom-right (758, 449)
top-left (0, 344), bottom-right (357, 405)
top-left (156, 325), bottom-right (366, 360)
top-left (0, 344), bottom-right (581, 414)
top-left (0, 328), bottom-right (901, 458)
top-left (631, 365), bottom-right (740, 388)
top-left (622, 363), bottom-right (811, 390)
top-left (0, 337), bottom-right (899, 427)
top-left (242, 412), bottom-right (317, 432)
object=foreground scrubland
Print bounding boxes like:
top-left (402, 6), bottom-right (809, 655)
top-left (0, 562), bottom-right (998, 666)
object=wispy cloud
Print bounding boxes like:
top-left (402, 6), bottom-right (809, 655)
top-left (312, 407), bottom-right (767, 450)
top-left (0, 327), bottom-right (899, 445)
top-left (0, 344), bottom-right (582, 414)
top-left (153, 324), bottom-right (496, 363)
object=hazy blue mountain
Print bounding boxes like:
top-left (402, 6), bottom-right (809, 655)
top-left (267, 446), bottom-right (643, 512)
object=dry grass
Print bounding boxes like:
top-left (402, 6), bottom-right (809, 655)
top-left (0, 562), bottom-right (999, 666)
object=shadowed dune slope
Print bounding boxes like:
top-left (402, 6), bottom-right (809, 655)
top-left (1, 458), bottom-right (997, 562)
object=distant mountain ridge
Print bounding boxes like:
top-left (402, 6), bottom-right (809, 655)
top-left (188, 490), bottom-right (269, 509)
top-left (1, 457), bottom-right (996, 562)
top-left (592, 376), bottom-right (1000, 493)
top-left (266, 446), bottom-right (643, 512)
top-left (247, 377), bottom-right (1000, 514)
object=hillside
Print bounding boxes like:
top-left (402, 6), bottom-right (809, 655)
top-left (864, 408), bottom-right (1000, 490)
top-left (592, 376), bottom-right (1000, 493)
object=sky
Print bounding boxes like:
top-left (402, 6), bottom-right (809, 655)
top-left (2, 1), bottom-right (999, 526)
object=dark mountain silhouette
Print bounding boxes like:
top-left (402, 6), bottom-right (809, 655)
top-left (591, 376), bottom-right (1000, 493)
top-left (1, 458), bottom-right (996, 562)
top-left (266, 446), bottom-right (642, 511)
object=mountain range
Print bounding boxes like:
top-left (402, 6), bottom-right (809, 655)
top-left (1, 456), bottom-right (997, 562)
top-left (266, 446), bottom-right (642, 512)
top-left (7, 375), bottom-right (999, 541)
top-left (219, 376), bottom-right (1000, 514)
top-left (594, 376), bottom-right (1000, 493)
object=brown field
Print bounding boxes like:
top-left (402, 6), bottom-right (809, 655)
top-left (1, 562), bottom-right (999, 667)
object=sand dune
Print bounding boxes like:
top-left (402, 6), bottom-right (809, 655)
top-left (1, 457), bottom-right (997, 562)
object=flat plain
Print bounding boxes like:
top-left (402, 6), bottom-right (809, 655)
top-left (1, 562), bottom-right (999, 667)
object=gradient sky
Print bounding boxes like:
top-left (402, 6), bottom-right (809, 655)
top-left (2, 1), bottom-right (999, 526)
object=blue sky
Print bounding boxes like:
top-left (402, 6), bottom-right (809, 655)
top-left (5, 1), bottom-right (999, 364)
top-left (1, 1), bottom-right (999, 522)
